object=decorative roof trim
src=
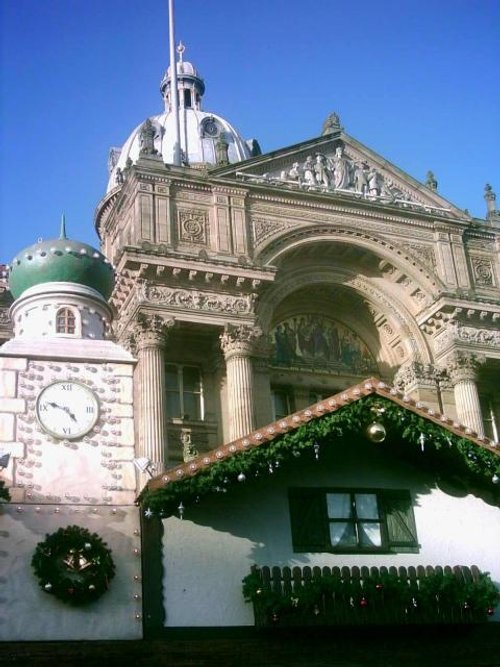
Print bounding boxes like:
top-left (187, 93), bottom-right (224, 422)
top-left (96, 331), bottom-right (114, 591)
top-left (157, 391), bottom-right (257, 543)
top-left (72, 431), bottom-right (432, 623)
top-left (144, 376), bottom-right (498, 494)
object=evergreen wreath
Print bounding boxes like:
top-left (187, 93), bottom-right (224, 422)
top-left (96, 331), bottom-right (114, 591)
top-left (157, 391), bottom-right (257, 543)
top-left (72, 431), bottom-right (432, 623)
top-left (32, 525), bottom-right (115, 605)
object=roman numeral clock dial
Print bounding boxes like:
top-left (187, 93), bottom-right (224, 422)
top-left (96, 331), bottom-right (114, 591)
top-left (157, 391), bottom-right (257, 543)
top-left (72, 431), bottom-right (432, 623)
top-left (36, 381), bottom-right (99, 440)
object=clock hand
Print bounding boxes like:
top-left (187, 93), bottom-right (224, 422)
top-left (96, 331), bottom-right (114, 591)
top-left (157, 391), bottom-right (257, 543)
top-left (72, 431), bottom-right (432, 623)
top-left (62, 406), bottom-right (78, 422)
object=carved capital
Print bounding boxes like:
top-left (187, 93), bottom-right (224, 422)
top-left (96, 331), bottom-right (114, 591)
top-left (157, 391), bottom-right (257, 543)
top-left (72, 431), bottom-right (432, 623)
top-left (394, 359), bottom-right (437, 392)
top-left (219, 324), bottom-right (263, 359)
top-left (446, 351), bottom-right (483, 384)
top-left (134, 313), bottom-right (175, 350)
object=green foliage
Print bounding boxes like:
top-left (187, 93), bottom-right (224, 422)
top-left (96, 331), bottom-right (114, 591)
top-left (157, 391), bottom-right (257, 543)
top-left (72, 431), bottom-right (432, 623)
top-left (0, 480), bottom-right (10, 502)
top-left (242, 567), bottom-right (499, 624)
top-left (140, 396), bottom-right (500, 517)
top-left (31, 525), bottom-right (115, 606)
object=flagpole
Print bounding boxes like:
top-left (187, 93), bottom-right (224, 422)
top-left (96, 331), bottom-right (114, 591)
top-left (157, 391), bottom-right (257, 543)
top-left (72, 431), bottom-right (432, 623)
top-left (168, 0), bottom-right (181, 166)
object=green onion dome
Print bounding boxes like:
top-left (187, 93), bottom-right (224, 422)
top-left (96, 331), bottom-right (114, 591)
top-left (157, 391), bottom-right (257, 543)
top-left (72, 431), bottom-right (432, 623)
top-left (8, 235), bottom-right (114, 301)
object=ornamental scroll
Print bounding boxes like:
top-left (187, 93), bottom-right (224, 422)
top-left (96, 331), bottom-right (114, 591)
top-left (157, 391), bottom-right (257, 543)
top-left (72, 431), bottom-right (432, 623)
top-left (142, 284), bottom-right (257, 315)
top-left (271, 315), bottom-right (377, 374)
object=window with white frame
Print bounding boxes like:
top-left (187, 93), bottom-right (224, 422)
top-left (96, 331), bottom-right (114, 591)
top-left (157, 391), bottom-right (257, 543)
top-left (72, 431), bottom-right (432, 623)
top-left (165, 364), bottom-right (203, 420)
top-left (288, 487), bottom-right (418, 554)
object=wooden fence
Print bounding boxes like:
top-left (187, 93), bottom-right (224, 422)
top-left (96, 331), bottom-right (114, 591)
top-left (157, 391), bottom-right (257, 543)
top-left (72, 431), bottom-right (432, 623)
top-left (250, 564), bottom-right (490, 626)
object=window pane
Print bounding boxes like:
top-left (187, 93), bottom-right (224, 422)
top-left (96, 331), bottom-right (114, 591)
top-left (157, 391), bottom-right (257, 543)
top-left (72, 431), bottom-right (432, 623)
top-left (355, 493), bottom-right (379, 519)
top-left (166, 392), bottom-right (181, 418)
top-left (183, 367), bottom-right (201, 392)
top-left (359, 522), bottom-right (382, 547)
top-left (165, 366), bottom-right (179, 390)
top-left (273, 391), bottom-right (290, 420)
top-left (329, 522), bottom-right (356, 547)
top-left (326, 493), bottom-right (352, 519)
top-left (183, 392), bottom-right (201, 420)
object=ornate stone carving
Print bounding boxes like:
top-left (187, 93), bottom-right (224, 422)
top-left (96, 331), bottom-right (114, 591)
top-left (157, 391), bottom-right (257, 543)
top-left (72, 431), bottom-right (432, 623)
top-left (400, 243), bottom-right (437, 271)
top-left (253, 218), bottom-right (289, 245)
top-left (425, 171), bottom-right (438, 191)
top-left (322, 112), bottom-right (341, 135)
top-left (471, 258), bottom-right (495, 287)
top-left (142, 284), bottom-right (257, 315)
top-left (178, 209), bottom-right (208, 244)
top-left (457, 327), bottom-right (500, 346)
top-left (446, 351), bottom-right (483, 384)
top-left (181, 431), bottom-right (199, 462)
top-left (393, 360), bottom-right (438, 392)
top-left (139, 118), bottom-right (158, 156)
top-left (133, 313), bottom-right (175, 349)
top-left (219, 324), bottom-right (263, 359)
top-left (239, 146), bottom-right (455, 215)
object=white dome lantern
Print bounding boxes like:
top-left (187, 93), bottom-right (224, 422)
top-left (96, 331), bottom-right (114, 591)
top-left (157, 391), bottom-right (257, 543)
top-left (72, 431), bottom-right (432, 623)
top-left (107, 43), bottom-right (258, 192)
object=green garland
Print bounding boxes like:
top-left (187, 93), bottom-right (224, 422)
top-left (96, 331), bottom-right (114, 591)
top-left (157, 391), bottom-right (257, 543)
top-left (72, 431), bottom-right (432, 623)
top-left (32, 525), bottom-right (115, 606)
top-left (242, 567), bottom-right (499, 625)
top-left (140, 396), bottom-right (500, 517)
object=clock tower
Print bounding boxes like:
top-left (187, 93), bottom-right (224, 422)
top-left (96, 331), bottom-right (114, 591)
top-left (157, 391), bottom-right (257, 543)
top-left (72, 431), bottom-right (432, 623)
top-left (0, 222), bottom-right (142, 641)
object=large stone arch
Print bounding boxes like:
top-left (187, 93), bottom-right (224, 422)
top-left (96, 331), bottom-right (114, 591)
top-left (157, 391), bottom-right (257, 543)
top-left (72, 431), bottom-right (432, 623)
top-left (255, 224), bottom-right (445, 304)
top-left (257, 265), bottom-right (433, 377)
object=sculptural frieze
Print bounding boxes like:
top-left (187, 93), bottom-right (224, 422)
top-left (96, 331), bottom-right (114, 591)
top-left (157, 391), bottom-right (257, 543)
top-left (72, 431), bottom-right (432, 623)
top-left (239, 145), bottom-right (451, 214)
top-left (142, 284), bottom-right (257, 315)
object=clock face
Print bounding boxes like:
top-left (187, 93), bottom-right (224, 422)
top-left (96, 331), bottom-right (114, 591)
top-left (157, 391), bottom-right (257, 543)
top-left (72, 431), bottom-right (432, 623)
top-left (204, 120), bottom-right (218, 137)
top-left (36, 381), bottom-right (99, 440)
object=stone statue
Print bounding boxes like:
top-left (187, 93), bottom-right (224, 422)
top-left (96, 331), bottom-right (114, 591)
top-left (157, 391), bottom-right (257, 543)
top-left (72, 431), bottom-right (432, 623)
top-left (115, 168), bottom-right (124, 185)
top-left (426, 170), bottom-right (438, 191)
top-left (353, 163), bottom-right (368, 195)
top-left (322, 112), bottom-right (341, 135)
top-left (215, 135), bottom-right (229, 165)
top-left (332, 146), bottom-right (351, 189)
top-left (303, 156), bottom-right (316, 185)
top-left (288, 162), bottom-right (301, 181)
top-left (181, 431), bottom-right (198, 462)
top-left (139, 118), bottom-right (158, 155)
top-left (314, 154), bottom-right (330, 187)
top-left (367, 167), bottom-right (381, 197)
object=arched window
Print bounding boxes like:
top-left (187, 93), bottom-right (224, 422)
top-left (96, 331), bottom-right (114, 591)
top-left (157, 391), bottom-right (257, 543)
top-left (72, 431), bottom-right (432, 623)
top-left (55, 307), bottom-right (76, 334)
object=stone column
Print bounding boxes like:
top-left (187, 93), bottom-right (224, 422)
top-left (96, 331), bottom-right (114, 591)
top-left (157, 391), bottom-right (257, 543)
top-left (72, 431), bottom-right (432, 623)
top-left (447, 352), bottom-right (484, 437)
top-left (220, 324), bottom-right (263, 441)
top-left (134, 314), bottom-right (174, 472)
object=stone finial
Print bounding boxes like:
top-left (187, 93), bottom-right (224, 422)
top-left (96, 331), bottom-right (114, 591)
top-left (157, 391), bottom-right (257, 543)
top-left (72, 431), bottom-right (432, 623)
top-left (484, 183), bottom-right (499, 220)
top-left (425, 170), bottom-right (438, 191)
top-left (322, 112), bottom-right (341, 135)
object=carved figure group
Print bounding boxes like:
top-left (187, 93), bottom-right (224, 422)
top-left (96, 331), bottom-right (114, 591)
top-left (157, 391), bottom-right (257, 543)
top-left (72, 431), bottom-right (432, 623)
top-left (279, 145), bottom-right (397, 200)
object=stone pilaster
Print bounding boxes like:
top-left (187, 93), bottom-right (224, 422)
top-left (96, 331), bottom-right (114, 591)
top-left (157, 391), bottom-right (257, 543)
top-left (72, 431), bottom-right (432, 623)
top-left (134, 314), bottom-right (174, 471)
top-left (219, 324), bottom-right (263, 441)
top-left (447, 352), bottom-right (484, 437)
top-left (393, 359), bottom-right (442, 410)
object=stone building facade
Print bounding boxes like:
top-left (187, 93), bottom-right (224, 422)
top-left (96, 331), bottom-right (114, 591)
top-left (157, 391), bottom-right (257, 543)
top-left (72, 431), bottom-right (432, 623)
top-left (91, 56), bottom-right (500, 472)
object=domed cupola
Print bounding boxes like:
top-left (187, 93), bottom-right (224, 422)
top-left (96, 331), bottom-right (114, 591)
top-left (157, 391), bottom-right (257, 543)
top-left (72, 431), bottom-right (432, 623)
top-left (106, 44), bottom-right (260, 192)
top-left (6, 217), bottom-right (114, 342)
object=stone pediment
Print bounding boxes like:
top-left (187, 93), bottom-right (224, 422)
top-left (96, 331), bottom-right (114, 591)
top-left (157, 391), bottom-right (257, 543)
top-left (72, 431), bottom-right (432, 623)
top-left (213, 132), bottom-right (468, 220)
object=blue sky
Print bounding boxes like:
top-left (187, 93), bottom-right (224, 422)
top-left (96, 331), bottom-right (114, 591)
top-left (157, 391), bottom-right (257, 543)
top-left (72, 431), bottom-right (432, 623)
top-left (1, 0), bottom-right (499, 263)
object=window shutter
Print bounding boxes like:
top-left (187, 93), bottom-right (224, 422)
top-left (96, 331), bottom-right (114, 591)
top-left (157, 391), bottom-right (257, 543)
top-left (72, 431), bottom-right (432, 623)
top-left (381, 490), bottom-right (418, 553)
top-left (288, 489), bottom-right (328, 552)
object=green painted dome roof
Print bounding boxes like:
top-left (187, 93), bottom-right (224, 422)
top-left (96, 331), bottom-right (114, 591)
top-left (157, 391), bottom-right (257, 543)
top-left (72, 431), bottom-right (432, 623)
top-left (9, 236), bottom-right (115, 300)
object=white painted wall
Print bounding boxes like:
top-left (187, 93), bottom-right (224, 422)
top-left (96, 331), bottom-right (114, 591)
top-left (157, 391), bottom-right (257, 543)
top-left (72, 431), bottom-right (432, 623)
top-left (162, 441), bottom-right (500, 626)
